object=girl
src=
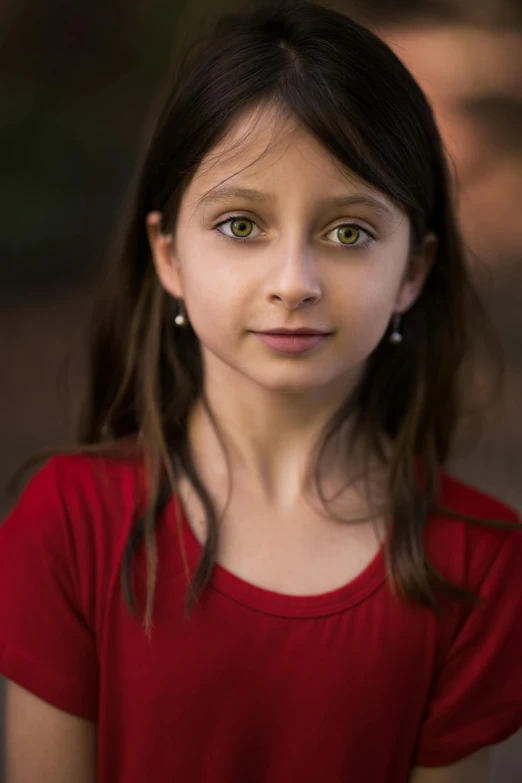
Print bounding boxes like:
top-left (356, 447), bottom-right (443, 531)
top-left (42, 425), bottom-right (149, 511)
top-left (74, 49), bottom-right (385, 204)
top-left (1, 2), bottom-right (521, 781)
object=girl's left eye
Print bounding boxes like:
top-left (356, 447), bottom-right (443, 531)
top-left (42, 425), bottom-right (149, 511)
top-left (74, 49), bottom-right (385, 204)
top-left (325, 224), bottom-right (373, 249)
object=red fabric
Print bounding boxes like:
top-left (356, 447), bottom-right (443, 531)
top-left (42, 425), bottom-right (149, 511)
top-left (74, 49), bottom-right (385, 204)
top-left (1, 454), bottom-right (521, 782)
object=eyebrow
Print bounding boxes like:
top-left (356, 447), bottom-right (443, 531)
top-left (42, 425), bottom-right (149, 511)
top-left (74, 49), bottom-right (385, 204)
top-left (197, 186), bottom-right (395, 218)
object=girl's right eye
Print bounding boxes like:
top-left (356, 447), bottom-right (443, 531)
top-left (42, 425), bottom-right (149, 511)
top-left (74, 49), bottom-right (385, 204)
top-left (213, 216), bottom-right (262, 242)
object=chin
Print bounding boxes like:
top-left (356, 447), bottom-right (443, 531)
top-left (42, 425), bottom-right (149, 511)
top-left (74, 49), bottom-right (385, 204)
top-left (247, 366), bottom-right (344, 395)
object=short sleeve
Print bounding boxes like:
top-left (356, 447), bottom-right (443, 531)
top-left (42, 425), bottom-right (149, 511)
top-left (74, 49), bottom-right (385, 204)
top-left (0, 459), bottom-right (98, 720)
top-left (415, 525), bottom-right (522, 766)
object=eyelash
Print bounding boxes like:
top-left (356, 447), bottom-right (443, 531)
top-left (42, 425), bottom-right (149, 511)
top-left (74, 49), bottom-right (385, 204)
top-left (212, 215), bottom-right (375, 250)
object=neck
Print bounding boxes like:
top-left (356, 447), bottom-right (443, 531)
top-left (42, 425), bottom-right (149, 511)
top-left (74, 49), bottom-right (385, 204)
top-left (186, 368), bottom-right (370, 510)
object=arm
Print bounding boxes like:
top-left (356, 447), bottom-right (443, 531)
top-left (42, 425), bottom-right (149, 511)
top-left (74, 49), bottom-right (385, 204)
top-left (6, 680), bottom-right (97, 783)
top-left (410, 748), bottom-right (492, 783)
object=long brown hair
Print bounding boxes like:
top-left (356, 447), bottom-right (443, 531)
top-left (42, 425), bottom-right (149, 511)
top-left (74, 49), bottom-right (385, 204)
top-left (18, 0), bottom-right (519, 636)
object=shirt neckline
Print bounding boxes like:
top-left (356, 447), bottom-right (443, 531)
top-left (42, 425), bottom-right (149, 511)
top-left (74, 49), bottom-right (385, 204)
top-left (170, 496), bottom-right (389, 618)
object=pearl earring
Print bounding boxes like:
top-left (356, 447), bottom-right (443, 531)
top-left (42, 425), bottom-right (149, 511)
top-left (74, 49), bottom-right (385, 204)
top-left (389, 313), bottom-right (403, 344)
top-left (174, 301), bottom-right (187, 327)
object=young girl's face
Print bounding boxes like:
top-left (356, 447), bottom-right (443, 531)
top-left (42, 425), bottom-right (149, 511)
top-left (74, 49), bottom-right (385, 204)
top-left (150, 105), bottom-right (434, 399)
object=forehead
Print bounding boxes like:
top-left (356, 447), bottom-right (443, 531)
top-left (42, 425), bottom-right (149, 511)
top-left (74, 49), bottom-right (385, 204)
top-left (186, 103), bottom-right (395, 209)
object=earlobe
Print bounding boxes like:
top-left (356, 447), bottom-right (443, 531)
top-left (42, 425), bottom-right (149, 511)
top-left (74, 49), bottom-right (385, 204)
top-left (145, 211), bottom-right (184, 299)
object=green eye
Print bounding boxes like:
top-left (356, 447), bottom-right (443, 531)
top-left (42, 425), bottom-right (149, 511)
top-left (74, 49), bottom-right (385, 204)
top-left (337, 225), bottom-right (360, 245)
top-left (231, 218), bottom-right (253, 238)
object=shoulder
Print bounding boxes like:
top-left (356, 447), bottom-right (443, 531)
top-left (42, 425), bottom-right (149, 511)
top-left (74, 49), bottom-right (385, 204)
top-left (2, 450), bottom-right (146, 581)
top-left (9, 448), bottom-right (146, 517)
top-left (437, 469), bottom-right (519, 523)
top-left (48, 450), bottom-right (146, 520)
top-left (0, 450), bottom-right (147, 635)
top-left (426, 468), bottom-right (521, 592)
top-left (413, 474), bottom-right (522, 766)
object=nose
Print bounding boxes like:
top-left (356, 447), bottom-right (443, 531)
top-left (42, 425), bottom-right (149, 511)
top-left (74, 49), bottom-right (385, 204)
top-left (265, 237), bottom-right (322, 310)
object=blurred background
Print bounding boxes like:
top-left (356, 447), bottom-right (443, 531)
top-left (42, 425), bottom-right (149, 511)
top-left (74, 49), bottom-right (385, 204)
top-left (1, 0), bottom-right (521, 779)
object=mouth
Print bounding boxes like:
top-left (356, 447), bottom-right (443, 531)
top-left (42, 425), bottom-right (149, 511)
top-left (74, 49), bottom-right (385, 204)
top-left (252, 330), bottom-right (333, 355)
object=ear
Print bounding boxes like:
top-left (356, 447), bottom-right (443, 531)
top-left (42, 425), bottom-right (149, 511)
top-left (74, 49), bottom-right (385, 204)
top-left (394, 232), bottom-right (438, 313)
top-left (146, 211), bottom-right (184, 299)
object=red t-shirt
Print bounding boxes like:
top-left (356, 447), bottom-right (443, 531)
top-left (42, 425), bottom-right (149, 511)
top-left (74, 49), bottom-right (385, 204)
top-left (1, 454), bottom-right (522, 782)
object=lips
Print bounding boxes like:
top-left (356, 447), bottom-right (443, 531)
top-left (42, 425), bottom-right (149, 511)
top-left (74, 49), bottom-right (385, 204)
top-left (253, 330), bottom-right (332, 354)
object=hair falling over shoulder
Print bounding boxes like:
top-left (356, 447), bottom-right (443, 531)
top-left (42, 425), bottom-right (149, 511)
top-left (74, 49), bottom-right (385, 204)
top-left (20, 1), bottom-right (519, 636)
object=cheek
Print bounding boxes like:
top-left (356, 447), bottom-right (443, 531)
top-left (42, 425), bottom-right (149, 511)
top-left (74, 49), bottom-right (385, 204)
top-left (333, 266), bottom-right (401, 321)
top-left (339, 296), bottom-right (393, 351)
top-left (177, 233), bottom-right (255, 325)
top-left (181, 264), bottom-right (244, 340)
top-left (328, 266), bottom-right (403, 356)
